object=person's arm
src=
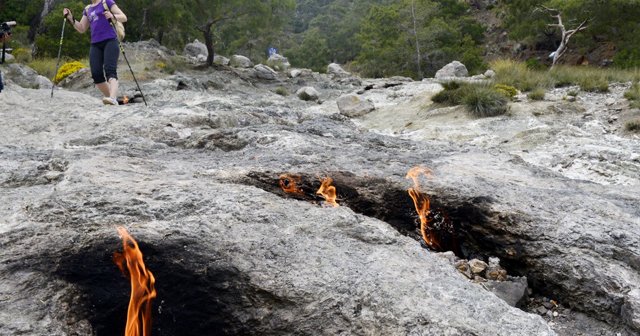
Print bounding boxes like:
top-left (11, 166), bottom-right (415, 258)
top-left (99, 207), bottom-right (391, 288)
top-left (63, 8), bottom-right (90, 33)
top-left (105, 4), bottom-right (127, 23)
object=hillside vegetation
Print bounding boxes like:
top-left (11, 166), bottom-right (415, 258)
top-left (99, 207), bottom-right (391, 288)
top-left (1, 0), bottom-right (640, 78)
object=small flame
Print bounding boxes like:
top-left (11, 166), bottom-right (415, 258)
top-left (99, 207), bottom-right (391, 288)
top-left (113, 226), bottom-right (157, 336)
top-left (316, 177), bottom-right (339, 207)
top-left (406, 167), bottom-right (438, 248)
top-left (123, 95), bottom-right (129, 104)
top-left (279, 174), bottom-right (303, 194)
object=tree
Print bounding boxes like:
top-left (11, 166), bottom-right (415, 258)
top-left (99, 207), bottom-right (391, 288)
top-left (287, 27), bottom-right (330, 72)
top-left (186, 0), bottom-right (294, 66)
top-left (540, 6), bottom-right (588, 67)
top-left (35, 0), bottom-right (89, 58)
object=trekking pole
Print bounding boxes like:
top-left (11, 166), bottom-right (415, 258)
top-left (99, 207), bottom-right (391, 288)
top-left (105, 8), bottom-right (148, 107)
top-left (116, 40), bottom-right (147, 106)
top-left (51, 15), bottom-right (67, 98)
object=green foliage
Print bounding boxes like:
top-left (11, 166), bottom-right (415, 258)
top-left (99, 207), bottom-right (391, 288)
top-left (494, 84), bottom-right (518, 99)
top-left (432, 81), bottom-right (469, 105)
top-left (27, 58), bottom-right (59, 79)
top-left (287, 28), bottom-right (331, 72)
top-left (528, 88), bottom-right (546, 101)
top-left (432, 81), bottom-right (509, 117)
top-left (626, 120), bottom-right (640, 132)
top-left (491, 59), bottom-right (552, 92)
top-left (274, 86), bottom-right (289, 96)
top-left (12, 47), bottom-right (32, 63)
top-left (54, 60), bottom-right (86, 83)
top-left (525, 58), bottom-right (545, 70)
top-left (36, 1), bottom-right (90, 59)
top-left (624, 83), bottom-right (640, 101)
top-left (353, 0), bottom-right (485, 79)
top-left (462, 85), bottom-right (509, 117)
top-left (614, 48), bottom-right (640, 69)
top-left (576, 74), bottom-right (609, 92)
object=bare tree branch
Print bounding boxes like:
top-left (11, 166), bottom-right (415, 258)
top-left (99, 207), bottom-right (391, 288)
top-left (537, 6), bottom-right (590, 67)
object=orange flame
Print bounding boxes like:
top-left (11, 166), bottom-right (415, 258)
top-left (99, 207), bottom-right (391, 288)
top-left (316, 177), bottom-right (339, 207)
top-left (406, 167), bottom-right (437, 248)
top-left (123, 95), bottom-right (129, 104)
top-left (113, 226), bottom-right (157, 336)
top-left (279, 174), bottom-right (303, 194)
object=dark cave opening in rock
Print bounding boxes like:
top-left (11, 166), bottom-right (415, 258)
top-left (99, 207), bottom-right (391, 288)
top-left (51, 240), bottom-right (257, 336)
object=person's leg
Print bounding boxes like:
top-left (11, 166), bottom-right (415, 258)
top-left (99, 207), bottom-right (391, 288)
top-left (103, 39), bottom-right (120, 99)
top-left (89, 42), bottom-right (109, 97)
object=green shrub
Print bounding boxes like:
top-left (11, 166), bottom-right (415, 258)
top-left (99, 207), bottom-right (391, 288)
top-left (432, 81), bottom-right (469, 105)
top-left (54, 61), bottom-right (86, 83)
top-left (462, 85), bottom-right (509, 117)
top-left (624, 83), bottom-right (640, 101)
top-left (625, 120), bottom-right (640, 132)
top-left (275, 87), bottom-right (289, 96)
top-left (577, 75), bottom-right (609, 93)
top-left (12, 47), bottom-right (32, 63)
top-left (491, 59), bottom-right (552, 92)
top-left (525, 58), bottom-right (545, 70)
top-left (494, 84), bottom-right (518, 99)
top-left (27, 58), bottom-right (59, 79)
top-left (528, 88), bottom-right (546, 101)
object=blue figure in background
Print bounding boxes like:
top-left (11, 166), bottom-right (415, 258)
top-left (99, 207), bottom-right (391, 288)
top-left (268, 47), bottom-right (277, 58)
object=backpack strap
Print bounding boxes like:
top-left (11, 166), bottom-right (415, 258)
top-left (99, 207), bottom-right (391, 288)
top-left (102, 0), bottom-right (115, 20)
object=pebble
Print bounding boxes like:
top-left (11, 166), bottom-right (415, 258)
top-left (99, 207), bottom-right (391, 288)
top-left (553, 311), bottom-right (558, 317)
top-left (536, 306), bottom-right (548, 315)
top-left (469, 259), bottom-right (488, 274)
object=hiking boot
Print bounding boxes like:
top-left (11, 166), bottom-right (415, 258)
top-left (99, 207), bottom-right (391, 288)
top-left (102, 97), bottom-right (119, 105)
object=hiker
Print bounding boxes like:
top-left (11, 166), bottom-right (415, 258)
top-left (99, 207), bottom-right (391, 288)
top-left (63, 1), bottom-right (127, 105)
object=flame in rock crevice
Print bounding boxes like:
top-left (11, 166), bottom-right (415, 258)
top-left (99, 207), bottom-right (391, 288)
top-left (406, 167), bottom-right (438, 248)
top-left (113, 226), bottom-right (157, 336)
top-left (279, 174), bottom-right (303, 194)
top-left (316, 177), bottom-right (339, 207)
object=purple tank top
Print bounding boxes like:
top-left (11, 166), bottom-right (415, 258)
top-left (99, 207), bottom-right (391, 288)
top-left (83, 0), bottom-right (118, 44)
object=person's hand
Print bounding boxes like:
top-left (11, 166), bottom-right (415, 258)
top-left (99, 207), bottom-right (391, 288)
top-left (63, 8), bottom-right (72, 18)
top-left (104, 10), bottom-right (114, 21)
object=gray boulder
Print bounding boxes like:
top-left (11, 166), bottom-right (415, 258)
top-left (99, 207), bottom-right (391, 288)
top-left (214, 55), bottom-right (230, 66)
top-left (4, 64), bottom-right (41, 89)
top-left (483, 277), bottom-right (529, 307)
top-left (290, 69), bottom-right (312, 78)
top-left (230, 55), bottom-right (253, 68)
top-left (254, 64), bottom-right (277, 80)
top-left (327, 63), bottom-right (350, 76)
top-left (2, 53), bottom-right (14, 62)
top-left (623, 289), bottom-right (640, 330)
top-left (184, 39), bottom-right (208, 59)
top-left (35, 75), bottom-right (53, 89)
top-left (296, 86), bottom-right (320, 101)
top-left (435, 61), bottom-right (468, 79)
top-left (337, 94), bottom-right (375, 117)
top-left (266, 53), bottom-right (290, 71)
top-left (59, 68), bottom-right (93, 90)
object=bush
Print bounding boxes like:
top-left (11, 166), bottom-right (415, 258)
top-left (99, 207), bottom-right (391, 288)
top-left (27, 58), bottom-right (59, 79)
top-left (624, 83), bottom-right (640, 101)
top-left (432, 81), bottom-right (468, 105)
top-left (274, 87), bottom-right (289, 96)
top-left (527, 88), bottom-right (546, 101)
top-left (12, 47), bottom-right (32, 63)
top-left (494, 84), bottom-right (518, 99)
top-left (491, 59), bottom-right (552, 92)
top-left (577, 75), bottom-right (609, 93)
top-left (462, 85), bottom-right (509, 117)
top-left (626, 120), bottom-right (640, 132)
top-left (54, 61), bottom-right (86, 83)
